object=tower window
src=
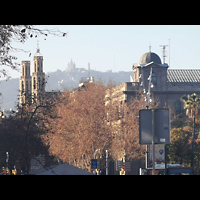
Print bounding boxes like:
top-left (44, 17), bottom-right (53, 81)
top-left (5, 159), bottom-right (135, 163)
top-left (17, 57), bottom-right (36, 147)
top-left (26, 81), bottom-right (28, 90)
top-left (22, 66), bottom-right (24, 76)
top-left (21, 81), bottom-right (24, 91)
top-left (33, 77), bottom-right (36, 89)
top-left (151, 72), bottom-right (157, 86)
top-left (35, 62), bottom-right (36, 72)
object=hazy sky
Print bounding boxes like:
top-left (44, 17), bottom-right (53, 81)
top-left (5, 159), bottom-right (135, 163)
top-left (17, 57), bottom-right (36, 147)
top-left (8, 25), bottom-right (200, 79)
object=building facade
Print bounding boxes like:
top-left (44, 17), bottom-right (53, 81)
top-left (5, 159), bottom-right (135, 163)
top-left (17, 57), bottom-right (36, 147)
top-left (19, 45), bottom-right (45, 105)
top-left (107, 51), bottom-right (200, 114)
top-left (105, 51), bottom-right (200, 174)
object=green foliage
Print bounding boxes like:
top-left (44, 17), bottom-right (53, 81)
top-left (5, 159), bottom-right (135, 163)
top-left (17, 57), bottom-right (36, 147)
top-left (169, 93), bottom-right (200, 173)
top-left (170, 127), bottom-right (191, 166)
top-left (181, 93), bottom-right (200, 118)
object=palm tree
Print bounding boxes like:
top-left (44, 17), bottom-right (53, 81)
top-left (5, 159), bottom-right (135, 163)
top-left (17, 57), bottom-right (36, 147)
top-left (181, 93), bottom-right (200, 168)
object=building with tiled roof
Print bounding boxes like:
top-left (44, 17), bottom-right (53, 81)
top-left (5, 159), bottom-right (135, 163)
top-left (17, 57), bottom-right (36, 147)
top-left (167, 69), bottom-right (200, 83)
top-left (104, 51), bottom-right (200, 174)
top-left (107, 51), bottom-right (200, 114)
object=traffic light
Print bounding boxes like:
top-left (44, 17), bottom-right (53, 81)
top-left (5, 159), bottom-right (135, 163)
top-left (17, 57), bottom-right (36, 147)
top-left (165, 145), bottom-right (170, 163)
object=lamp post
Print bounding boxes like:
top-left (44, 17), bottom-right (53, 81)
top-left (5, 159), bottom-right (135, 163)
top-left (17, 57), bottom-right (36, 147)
top-left (139, 67), bottom-right (155, 174)
top-left (6, 152), bottom-right (9, 174)
top-left (82, 154), bottom-right (85, 170)
top-left (139, 67), bottom-right (154, 110)
top-left (106, 150), bottom-right (108, 175)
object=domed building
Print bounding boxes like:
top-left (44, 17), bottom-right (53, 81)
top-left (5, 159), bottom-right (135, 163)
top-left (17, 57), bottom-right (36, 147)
top-left (133, 51), bottom-right (169, 93)
top-left (105, 50), bottom-right (200, 175)
top-left (139, 52), bottom-right (162, 65)
top-left (107, 50), bottom-right (200, 120)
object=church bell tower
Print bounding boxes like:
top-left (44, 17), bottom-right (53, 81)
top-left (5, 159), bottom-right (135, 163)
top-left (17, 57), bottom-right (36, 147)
top-left (32, 43), bottom-right (45, 102)
top-left (19, 61), bottom-right (32, 105)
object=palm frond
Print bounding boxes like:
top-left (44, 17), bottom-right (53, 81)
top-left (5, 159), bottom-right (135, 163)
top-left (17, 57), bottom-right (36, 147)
top-left (181, 93), bottom-right (200, 118)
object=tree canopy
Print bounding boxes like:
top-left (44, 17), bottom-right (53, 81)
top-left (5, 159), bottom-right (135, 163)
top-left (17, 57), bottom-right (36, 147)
top-left (0, 25), bottom-right (67, 79)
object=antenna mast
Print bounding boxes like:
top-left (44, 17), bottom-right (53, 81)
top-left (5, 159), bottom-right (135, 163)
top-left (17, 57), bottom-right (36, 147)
top-left (159, 45), bottom-right (168, 64)
top-left (149, 43), bottom-right (152, 52)
top-left (168, 39), bottom-right (170, 68)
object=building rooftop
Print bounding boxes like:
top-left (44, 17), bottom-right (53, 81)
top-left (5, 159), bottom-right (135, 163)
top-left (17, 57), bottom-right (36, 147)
top-left (167, 69), bottom-right (200, 83)
top-left (139, 52), bottom-right (162, 65)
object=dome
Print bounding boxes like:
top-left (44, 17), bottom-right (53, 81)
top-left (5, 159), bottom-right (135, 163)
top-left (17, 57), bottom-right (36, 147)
top-left (139, 52), bottom-right (162, 65)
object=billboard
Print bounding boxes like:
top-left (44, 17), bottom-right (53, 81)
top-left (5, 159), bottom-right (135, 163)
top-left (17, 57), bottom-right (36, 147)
top-left (148, 144), bottom-right (165, 168)
top-left (139, 109), bottom-right (170, 145)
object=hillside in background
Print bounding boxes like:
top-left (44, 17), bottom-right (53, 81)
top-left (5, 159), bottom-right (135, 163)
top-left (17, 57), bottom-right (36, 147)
top-left (0, 67), bottom-right (133, 110)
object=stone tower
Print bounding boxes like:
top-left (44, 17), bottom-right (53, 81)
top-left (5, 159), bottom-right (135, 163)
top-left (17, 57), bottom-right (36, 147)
top-left (32, 44), bottom-right (45, 102)
top-left (19, 61), bottom-right (32, 105)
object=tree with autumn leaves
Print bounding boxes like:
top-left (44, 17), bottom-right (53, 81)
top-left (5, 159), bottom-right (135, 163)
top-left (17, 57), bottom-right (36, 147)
top-left (169, 93), bottom-right (200, 174)
top-left (0, 25), bottom-right (67, 79)
top-left (42, 82), bottom-right (109, 169)
top-left (41, 82), bottom-right (154, 171)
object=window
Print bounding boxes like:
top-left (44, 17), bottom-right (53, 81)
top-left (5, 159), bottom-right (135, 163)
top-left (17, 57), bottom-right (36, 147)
top-left (26, 81), bottom-right (28, 90)
top-left (38, 62), bottom-right (40, 72)
top-left (33, 77), bottom-right (36, 89)
top-left (21, 81), bottom-right (24, 91)
top-left (22, 66), bottom-right (24, 76)
top-left (175, 101), bottom-right (182, 114)
top-left (151, 72), bottom-right (157, 86)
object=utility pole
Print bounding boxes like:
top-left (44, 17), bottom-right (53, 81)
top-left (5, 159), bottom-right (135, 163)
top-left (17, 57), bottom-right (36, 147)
top-left (152, 110), bottom-right (155, 175)
top-left (82, 154), bottom-right (85, 170)
top-left (6, 152), bottom-right (9, 175)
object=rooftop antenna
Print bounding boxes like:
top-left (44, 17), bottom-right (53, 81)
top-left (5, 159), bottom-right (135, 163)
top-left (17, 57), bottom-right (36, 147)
top-left (168, 39), bottom-right (170, 68)
top-left (113, 53), bottom-right (115, 72)
top-left (149, 43), bottom-right (152, 52)
top-left (160, 44), bottom-right (168, 64)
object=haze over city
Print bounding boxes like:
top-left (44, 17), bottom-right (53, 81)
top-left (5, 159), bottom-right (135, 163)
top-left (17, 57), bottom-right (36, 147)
top-left (1, 25), bottom-right (200, 175)
top-left (8, 25), bottom-right (200, 79)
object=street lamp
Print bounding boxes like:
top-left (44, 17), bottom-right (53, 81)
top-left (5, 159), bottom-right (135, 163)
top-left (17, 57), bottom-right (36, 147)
top-left (139, 67), bottom-right (154, 110)
top-left (139, 67), bottom-right (154, 172)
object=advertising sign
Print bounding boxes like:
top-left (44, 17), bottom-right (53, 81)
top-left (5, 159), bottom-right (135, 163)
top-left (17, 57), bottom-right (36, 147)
top-left (91, 159), bottom-right (98, 170)
top-left (139, 109), bottom-right (170, 144)
top-left (148, 144), bottom-right (165, 168)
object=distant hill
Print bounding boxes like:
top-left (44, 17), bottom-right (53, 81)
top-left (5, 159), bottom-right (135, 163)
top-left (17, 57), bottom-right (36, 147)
top-left (0, 67), bottom-right (134, 110)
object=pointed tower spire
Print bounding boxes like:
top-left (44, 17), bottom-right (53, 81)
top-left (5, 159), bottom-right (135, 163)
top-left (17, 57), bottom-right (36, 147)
top-left (35, 40), bottom-right (42, 56)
